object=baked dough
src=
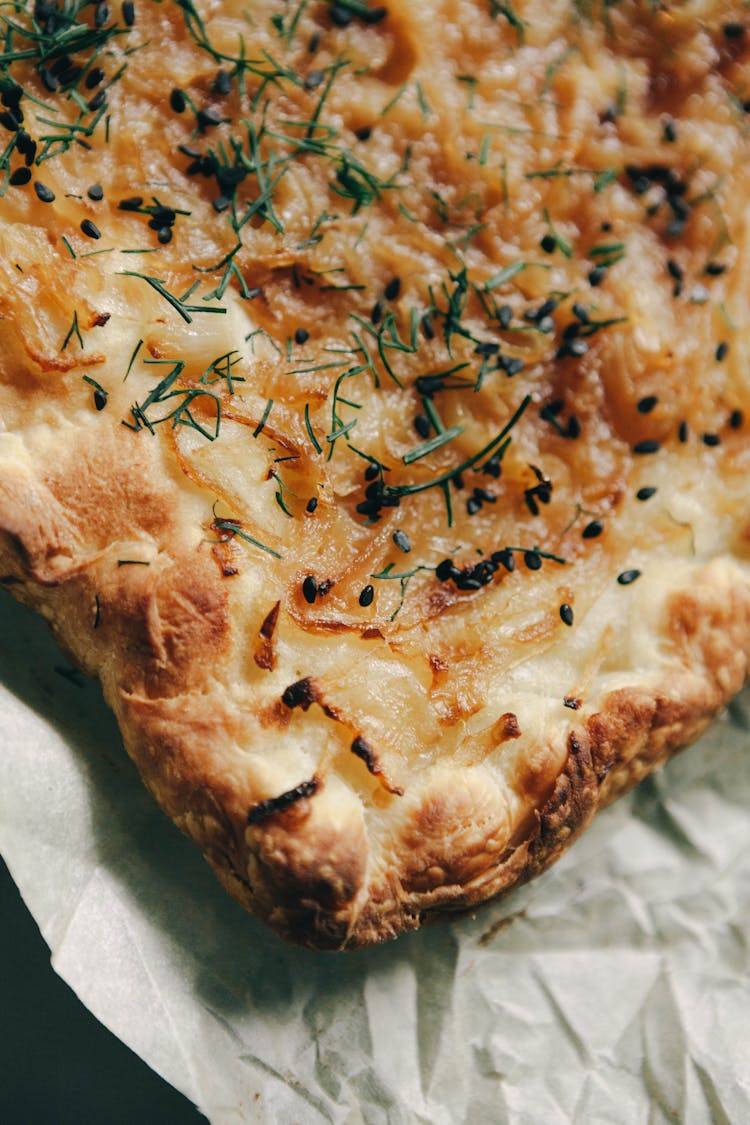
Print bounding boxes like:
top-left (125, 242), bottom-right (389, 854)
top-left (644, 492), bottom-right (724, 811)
top-left (1, 0), bottom-right (750, 948)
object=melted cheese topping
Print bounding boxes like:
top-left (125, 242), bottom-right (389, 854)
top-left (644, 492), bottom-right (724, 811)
top-left (2, 1), bottom-right (750, 840)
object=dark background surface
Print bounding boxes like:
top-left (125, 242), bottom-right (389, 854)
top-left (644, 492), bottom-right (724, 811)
top-left (0, 855), bottom-right (207, 1125)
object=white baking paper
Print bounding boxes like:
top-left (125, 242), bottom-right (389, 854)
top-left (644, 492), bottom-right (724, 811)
top-left (1, 588), bottom-right (749, 1124)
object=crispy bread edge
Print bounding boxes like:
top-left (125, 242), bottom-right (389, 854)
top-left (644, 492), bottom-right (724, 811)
top-left (3, 483), bottom-right (747, 950)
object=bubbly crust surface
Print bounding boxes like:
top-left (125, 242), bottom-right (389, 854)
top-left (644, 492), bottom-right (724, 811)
top-left (1, 0), bottom-right (750, 948)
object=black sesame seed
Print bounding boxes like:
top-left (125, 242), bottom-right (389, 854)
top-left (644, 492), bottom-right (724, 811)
top-left (414, 413), bottom-right (431, 439)
top-left (85, 66), bottom-right (105, 89)
top-left (588, 265), bottom-right (607, 287)
top-left (435, 558), bottom-right (456, 582)
top-left (560, 604), bottom-right (574, 626)
top-left (498, 304), bottom-right (513, 329)
top-left (119, 196), bottom-right (143, 211)
top-left (294, 327), bottom-right (309, 345)
top-left (122, 0), bottom-right (135, 24)
top-left (678, 420), bottom-right (689, 443)
top-left (34, 181), bottom-right (55, 203)
top-left (302, 576), bottom-right (317, 604)
top-left (491, 548), bottom-right (515, 572)
top-left (93, 387), bottom-right (108, 411)
top-left (170, 88), bottom-right (186, 113)
top-left (81, 219), bottom-right (101, 239)
top-left (716, 341), bottom-right (729, 362)
top-left (308, 30), bottom-right (321, 50)
top-left (305, 497), bottom-right (318, 513)
top-left (705, 261), bottom-right (727, 276)
top-left (304, 69), bottom-right (324, 89)
top-left (540, 233), bottom-right (556, 253)
top-left (212, 195), bottom-right (231, 213)
top-left (330, 4), bottom-right (353, 25)
top-left (364, 462), bottom-right (380, 481)
top-left (637, 395), bottom-right (658, 414)
top-left (455, 572), bottom-right (482, 591)
top-left (384, 277), bottom-right (401, 301)
top-left (567, 415), bottom-right (581, 439)
top-left (617, 569), bottom-right (641, 586)
top-left (730, 409), bottom-right (744, 429)
top-left (416, 375), bottom-right (444, 396)
top-left (393, 529), bottom-right (411, 553)
top-left (498, 355), bottom-right (525, 377)
top-left (571, 302), bottom-right (590, 323)
top-left (370, 299), bottom-right (384, 325)
top-left (702, 432), bottom-right (721, 447)
top-left (662, 117), bottom-right (677, 143)
top-left (197, 106), bottom-right (223, 129)
top-left (212, 69), bottom-right (232, 95)
top-left (496, 353), bottom-right (521, 375)
top-left (421, 312), bottom-right (435, 339)
top-left (87, 183), bottom-right (103, 201)
top-left (474, 341), bottom-right (500, 357)
top-left (628, 161), bottom-right (651, 184)
top-left (466, 496), bottom-right (481, 516)
top-left (9, 166), bottom-right (30, 186)
top-left (636, 486), bottom-right (657, 501)
top-left (59, 64), bottom-right (82, 87)
top-left (633, 439), bottom-right (660, 454)
top-left (582, 519), bottom-right (603, 539)
top-left (87, 90), bottom-right (106, 112)
top-left (0, 109), bottom-right (19, 131)
top-left (524, 551), bottom-right (542, 571)
top-left (669, 194), bottom-right (690, 219)
top-left (40, 68), bottom-right (59, 93)
top-left (723, 22), bottom-right (745, 39)
top-left (148, 206), bottom-right (176, 229)
top-left (354, 125), bottom-right (372, 141)
top-left (359, 584), bottom-right (374, 607)
top-left (557, 337), bottom-right (589, 360)
top-left (51, 57), bottom-right (71, 80)
top-left (157, 227), bottom-right (172, 244)
top-left (666, 259), bottom-right (683, 281)
top-left (1, 84), bottom-right (21, 110)
top-left (94, 2), bottom-right (109, 28)
top-left (217, 164), bottom-right (245, 192)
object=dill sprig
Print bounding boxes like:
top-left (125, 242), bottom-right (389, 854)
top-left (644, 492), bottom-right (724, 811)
top-left (119, 273), bottom-right (229, 323)
top-left (369, 562), bottom-right (436, 621)
top-left (388, 395), bottom-right (530, 501)
top-left (211, 507), bottom-right (282, 559)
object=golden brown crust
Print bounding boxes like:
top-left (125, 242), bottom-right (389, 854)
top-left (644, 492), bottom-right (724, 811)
top-left (2, 0), bottom-right (750, 948)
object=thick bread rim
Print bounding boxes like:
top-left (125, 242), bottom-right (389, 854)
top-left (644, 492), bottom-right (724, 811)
top-left (3, 504), bottom-right (747, 949)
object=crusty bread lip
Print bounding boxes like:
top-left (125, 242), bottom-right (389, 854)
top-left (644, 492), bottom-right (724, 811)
top-left (1, 1), bottom-right (750, 949)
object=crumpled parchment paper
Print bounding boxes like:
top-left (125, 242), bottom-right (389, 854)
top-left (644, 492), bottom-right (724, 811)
top-left (1, 589), bottom-right (749, 1124)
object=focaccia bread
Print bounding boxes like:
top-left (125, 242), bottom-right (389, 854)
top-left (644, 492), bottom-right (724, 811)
top-left (1, 0), bottom-right (750, 949)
